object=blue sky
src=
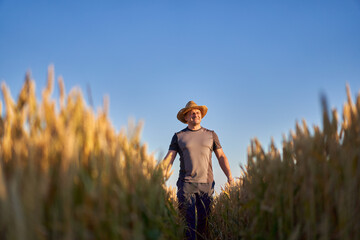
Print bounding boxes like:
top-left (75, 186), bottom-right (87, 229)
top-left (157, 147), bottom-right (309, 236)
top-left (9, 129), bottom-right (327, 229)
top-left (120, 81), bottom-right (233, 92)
top-left (1, 0), bottom-right (360, 192)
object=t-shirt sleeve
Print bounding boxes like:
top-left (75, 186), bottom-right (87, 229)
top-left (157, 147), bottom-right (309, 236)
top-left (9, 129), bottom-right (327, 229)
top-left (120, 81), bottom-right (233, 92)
top-left (212, 131), bottom-right (222, 150)
top-left (169, 134), bottom-right (179, 152)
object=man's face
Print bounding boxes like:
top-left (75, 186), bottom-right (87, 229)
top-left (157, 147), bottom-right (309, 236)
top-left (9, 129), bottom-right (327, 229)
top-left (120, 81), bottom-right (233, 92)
top-left (184, 109), bottom-right (202, 125)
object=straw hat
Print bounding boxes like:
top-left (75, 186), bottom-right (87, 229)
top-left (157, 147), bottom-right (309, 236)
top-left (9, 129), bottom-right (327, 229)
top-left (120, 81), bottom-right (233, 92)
top-left (177, 101), bottom-right (208, 124)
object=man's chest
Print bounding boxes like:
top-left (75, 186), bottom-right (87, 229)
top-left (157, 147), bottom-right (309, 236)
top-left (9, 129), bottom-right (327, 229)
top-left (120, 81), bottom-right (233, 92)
top-left (177, 132), bottom-right (214, 151)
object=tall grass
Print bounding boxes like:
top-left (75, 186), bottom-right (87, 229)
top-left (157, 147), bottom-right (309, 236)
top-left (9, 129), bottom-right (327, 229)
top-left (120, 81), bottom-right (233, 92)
top-left (2, 66), bottom-right (359, 240)
top-left (210, 86), bottom-right (360, 240)
top-left (0, 66), bottom-right (183, 240)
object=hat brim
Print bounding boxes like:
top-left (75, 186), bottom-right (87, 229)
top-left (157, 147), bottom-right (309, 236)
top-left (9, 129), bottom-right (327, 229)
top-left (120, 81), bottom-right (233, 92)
top-left (177, 106), bottom-right (208, 124)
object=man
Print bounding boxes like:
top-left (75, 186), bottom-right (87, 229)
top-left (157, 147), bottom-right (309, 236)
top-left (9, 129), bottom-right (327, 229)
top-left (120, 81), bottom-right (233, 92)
top-left (163, 101), bottom-right (233, 240)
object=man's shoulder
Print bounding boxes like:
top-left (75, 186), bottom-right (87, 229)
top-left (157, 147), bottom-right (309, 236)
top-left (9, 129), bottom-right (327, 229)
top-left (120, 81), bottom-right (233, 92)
top-left (175, 127), bottom-right (216, 135)
top-left (178, 127), bottom-right (189, 133)
top-left (201, 127), bottom-right (215, 133)
top-left (175, 127), bottom-right (189, 135)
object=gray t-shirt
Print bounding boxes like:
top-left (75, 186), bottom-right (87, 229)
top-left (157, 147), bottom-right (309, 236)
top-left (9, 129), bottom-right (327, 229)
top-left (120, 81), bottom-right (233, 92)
top-left (169, 127), bottom-right (222, 183)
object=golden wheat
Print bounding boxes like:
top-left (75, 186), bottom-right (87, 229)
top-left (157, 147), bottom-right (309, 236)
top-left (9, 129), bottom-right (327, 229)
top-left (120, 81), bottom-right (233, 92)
top-left (2, 66), bottom-right (359, 240)
top-left (0, 66), bottom-right (183, 240)
top-left (209, 85), bottom-right (360, 240)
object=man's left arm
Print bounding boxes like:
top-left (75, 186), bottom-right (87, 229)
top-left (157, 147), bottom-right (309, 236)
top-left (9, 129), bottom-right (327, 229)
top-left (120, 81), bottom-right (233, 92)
top-left (214, 148), bottom-right (234, 184)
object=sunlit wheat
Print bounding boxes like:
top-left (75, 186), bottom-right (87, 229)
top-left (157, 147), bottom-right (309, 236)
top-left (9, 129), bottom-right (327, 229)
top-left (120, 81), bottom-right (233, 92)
top-left (209, 85), bottom-right (360, 240)
top-left (0, 66), bottom-right (183, 240)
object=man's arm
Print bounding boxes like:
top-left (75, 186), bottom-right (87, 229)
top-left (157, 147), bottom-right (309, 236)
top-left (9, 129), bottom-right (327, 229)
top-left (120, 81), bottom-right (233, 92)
top-left (162, 150), bottom-right (177, 180)
top-left (214, 148), bottom-right (233, 184)
top-left (163, 150), bottom-right (177, 169)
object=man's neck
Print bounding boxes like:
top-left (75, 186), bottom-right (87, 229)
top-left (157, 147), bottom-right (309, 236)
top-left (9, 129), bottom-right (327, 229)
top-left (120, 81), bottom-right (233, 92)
top-left (187, 124), bottom-right (201, 131)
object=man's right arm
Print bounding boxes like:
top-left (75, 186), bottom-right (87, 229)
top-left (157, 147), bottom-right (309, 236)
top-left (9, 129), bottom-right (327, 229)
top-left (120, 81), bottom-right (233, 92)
top-left (162, 150), bottom-right (177, 180)
top-left (166, 134), bottom-right (178, 170)
top-left (163, 150), bottom-right (177, 170)
top-left (163, 134), bottom-right (178, 179)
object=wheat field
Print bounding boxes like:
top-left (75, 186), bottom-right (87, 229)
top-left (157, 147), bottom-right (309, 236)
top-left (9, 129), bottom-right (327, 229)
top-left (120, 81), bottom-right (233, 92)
top-left (1, 67), bottom-right (359, 240)
top-left (209, 86), bottom-right (360, 239)
top-left (0, 66), bottom-right (183, 239)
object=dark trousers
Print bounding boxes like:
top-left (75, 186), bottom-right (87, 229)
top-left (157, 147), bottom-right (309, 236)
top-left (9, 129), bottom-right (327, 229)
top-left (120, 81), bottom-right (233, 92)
top-left (177, 181), bottom-right (214, 240)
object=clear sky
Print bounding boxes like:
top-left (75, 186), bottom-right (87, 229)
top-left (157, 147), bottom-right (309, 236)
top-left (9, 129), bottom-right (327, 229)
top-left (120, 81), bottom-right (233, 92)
top-left (1, 0), bottom-right (360, 193)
